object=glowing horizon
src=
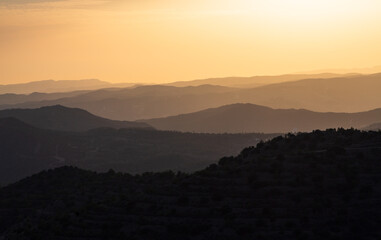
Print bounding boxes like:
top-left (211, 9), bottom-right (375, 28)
top-left (1, 0), bottom-right (381, 84)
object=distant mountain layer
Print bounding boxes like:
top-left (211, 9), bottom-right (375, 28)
top-left (363, 122), bottom-right (381, 131)
top-left (0, 85), bottom-right (238, 120)
top-left (1, 129), bottom-right (381, 239)
top-left (0, 105), bottom-right (151, 131)
top-left (0, 79), bottom-right (135, 94)
top-left (233, 73), bottom-right (381, 113)
top-left (143, 103), bottom-right (381, 133)
top-left (0, 90), bottom-right (89, 105)
top-left (0, 118), bottom-right (275, 185)
top-left (167, 73), bottom-right (356, 88)
top-left (1, 73), bottom-right (381, 120)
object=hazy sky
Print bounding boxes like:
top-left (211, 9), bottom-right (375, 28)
top-left (1, 0), bottom-right (381, 84)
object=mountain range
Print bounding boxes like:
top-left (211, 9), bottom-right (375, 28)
top-left (0, 79), bottom-right (136, 95)
top-left (0, 85), bottom-right (238, 120)
top-left (143, 103), bottom-right (381, 133)
top-left (1, 73), bottom-right (380, 120)
top-left (167, 73), bottom-right (356, 88)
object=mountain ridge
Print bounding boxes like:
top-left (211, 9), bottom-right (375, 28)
top-left (143, 103), bottom-right (381, 133)
top-left (0, 73), bottom-right (380, 120)
top-left (0, 79), bottom-right (136, 95)
top-left (0, 105), bottom-right (152, 131)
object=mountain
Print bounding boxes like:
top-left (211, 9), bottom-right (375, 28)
top-left (0, 105), bottom-right (151, 131)
top-left (0, 79), bottom-right (136, 94)
top-left (167, 73), bottom-right (356, 88)
top-left (0, 85), bottom-right (239, 120)
top-left (233, 72), bottom-right (381, 113)
top-left (0, 90), bottom-right (90, 105)
top-left (0, 118), bottom-right (275, 185)
top-left (1, 73), bottom-right (381, 120)
top-left (143, 103), bottom-right (381, 133)
top-left (1, 129), bottom-right (380, 239)
top-left (298, 65), bottom-right (381, 75)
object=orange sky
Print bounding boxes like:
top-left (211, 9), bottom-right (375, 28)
top-left (1, 0), bottom-right (381, 84)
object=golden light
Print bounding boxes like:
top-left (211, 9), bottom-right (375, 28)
top-left (248, 0), bottom-right (378, 25)
top-left (1, 0), bottom-right (381, 84)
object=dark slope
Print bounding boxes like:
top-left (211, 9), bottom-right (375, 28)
top-left (143, 103), bottom-right (381, 133)
top-left (0, 105), bottom-right (151, 131)
top-left (0, 118), bottom-right (275, 185)
top-left (1, 129), bottom-right (381, 239)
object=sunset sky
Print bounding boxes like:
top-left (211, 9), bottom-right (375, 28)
top-left (1, 0), bottom-right (381, 84)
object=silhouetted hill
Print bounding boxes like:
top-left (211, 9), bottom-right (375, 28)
top-left (0, 118), bottom-right (275, 184)
top-left (1, 129), bottom-right (380, 239)
top-left (0, 105), bottom-right (151, 131)
top-left (168, 73), bottom-right (356, 88)
top-left (143, 103), bottom-right (381, 133)
top-left (1, 73), bottom-right (381, 120)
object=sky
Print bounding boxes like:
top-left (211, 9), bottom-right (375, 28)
top-left (1, 0), bottom-right (381, 84)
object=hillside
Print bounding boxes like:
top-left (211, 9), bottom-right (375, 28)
top-left (167, 73), bottom-right (356, 88)
top-left (1, 73), bottom-right (380, 120)
top-left (0, 118), bottom-right (274, 185)
top-left (143, 103), bottom-right (381, 133)
top-left (1, 129), bottom-right (380, 239)
top-left (0, 105), bottom-right (151, 132)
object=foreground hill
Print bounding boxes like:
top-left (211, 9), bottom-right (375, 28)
top-left (0, 105), bottom-right (151, 132)
top-left (143, 103), bottom-right (381, 133)
top-left (1, 129), bottom-right (380, 239)
top-left (168, 73), bottom-right (355, 88)
top-left (0, 118), bottom-right (274, 185)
